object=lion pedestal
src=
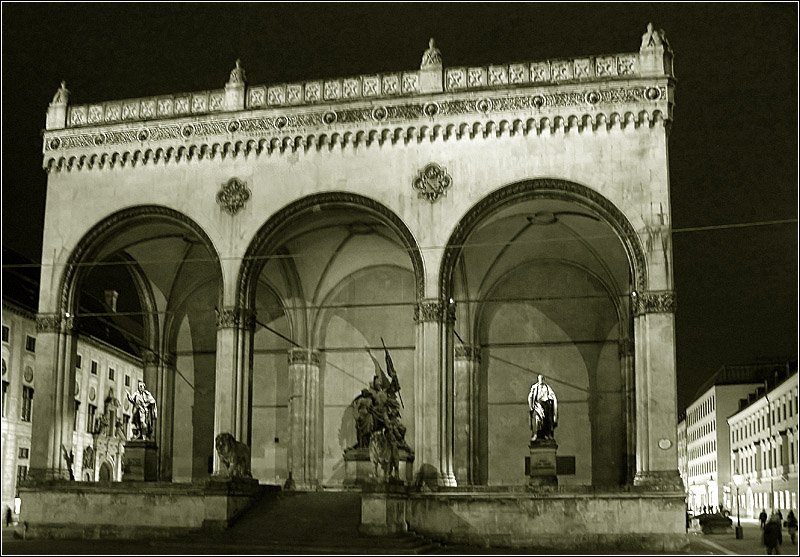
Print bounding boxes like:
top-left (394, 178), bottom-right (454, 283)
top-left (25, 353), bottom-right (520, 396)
top-left (123, 440), bottom-right (158, 481)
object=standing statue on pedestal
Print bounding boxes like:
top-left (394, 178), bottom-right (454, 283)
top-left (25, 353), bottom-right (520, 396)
top-left (528, 374), bottom-right (558, 442)
top-left (126, 381), bottom-right (157, 440)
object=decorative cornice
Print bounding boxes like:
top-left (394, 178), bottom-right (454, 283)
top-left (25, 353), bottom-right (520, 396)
top-left (632, 290), bottom-right (676, 316)
top-left (42, 85), bottom-right (669, 173)
top-left (414, 300), bottom-right (444, 323)
top-left (454, 345), bottom-right (481, 362)
top-left (287, 348), bottom-right (321, 366)
top-left (35, 313), bottom-right (73, 334)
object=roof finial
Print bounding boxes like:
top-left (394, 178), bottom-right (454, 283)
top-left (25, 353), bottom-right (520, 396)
top-left (228, 58), bottom-right (246, 85)
top-left (641, 22), bottom-right (670, 50)
top-left (51, 80), bottom-right (69, 104)
top-left (421, 37), bottom-right (442, 69)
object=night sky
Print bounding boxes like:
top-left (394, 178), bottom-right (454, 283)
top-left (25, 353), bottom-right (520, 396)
top-left (2, 3), bottom-right (797, 411)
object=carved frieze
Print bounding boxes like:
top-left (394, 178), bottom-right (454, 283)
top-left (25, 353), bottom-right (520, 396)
top-left (287, 348), bottom-right (321, 367)
top-left (413, 163), bottom-right (452, 202)
top-left (632, 290), bottom-right (676, 316)
top-left (43, 85), bottom-right (669, 170)
top-left (216, 177), bottom-right (251, 215)
top-left (36, 313), bottom-right (73, 333)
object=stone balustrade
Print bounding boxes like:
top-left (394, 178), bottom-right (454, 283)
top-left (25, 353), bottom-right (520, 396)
top-left (61, 51), bottom-right (649, 130)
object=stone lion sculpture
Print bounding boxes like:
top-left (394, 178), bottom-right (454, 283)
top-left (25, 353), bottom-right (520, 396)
top-left (214, 432), bottom-right (252, 479)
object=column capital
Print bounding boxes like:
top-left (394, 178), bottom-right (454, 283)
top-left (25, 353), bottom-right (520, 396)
top-left (288, 348), bottom-right (321, 367)
top-left (454, 344), bottom-right (481, 362)
top-left (414, 299), bottom-right (456, 323)
top-left (141, 349), bottom-right (159, 366)
top-left (215, 306), bottom-right (256, 330)
top-left (631, 290), bottom-right (676, 316)
top-left (35, 312), bottom-right (73, 334)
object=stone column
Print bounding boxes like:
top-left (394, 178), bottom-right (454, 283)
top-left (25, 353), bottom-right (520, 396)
top-left (619, 338), bottom-right (636, 484)
top-left (453, 344), bottom-right (479, 485)
top-left (414, 299), bottom-right (454, 487)
top-left (158, 352), bottom-right (177, 481)
top-left (632, 290), bottom-right (682, 489)
top-left (287, 348), bottom-right (321, 490)
top-left (28, 313), bottom-right (76, 481)
top-left (212, 307), bottom-right (249, 475)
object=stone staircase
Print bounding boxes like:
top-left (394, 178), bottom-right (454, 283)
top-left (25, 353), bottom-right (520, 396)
top-left (171, 490), bottom-right (441, 554)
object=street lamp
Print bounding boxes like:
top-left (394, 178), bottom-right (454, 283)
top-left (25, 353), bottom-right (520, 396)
top-left (733, 474), bottom-right (744, 539)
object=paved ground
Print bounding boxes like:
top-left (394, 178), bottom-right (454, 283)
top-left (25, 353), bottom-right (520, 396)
top-left (3, 500), bottom-right (798, 555)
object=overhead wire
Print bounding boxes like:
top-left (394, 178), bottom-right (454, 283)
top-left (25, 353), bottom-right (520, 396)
top-left (1, 217), bottom-right (795, 271)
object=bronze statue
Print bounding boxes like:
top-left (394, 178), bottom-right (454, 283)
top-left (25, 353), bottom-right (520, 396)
top-left (528, 374), bottom-right (558, 442)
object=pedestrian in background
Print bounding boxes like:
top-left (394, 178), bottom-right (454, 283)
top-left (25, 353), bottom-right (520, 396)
top-left (763, 513), bottom-right (783, 555)
top-left (786, 510), bottom-right (797, 545)
top-left (760, 509), bottom-right (769, 529)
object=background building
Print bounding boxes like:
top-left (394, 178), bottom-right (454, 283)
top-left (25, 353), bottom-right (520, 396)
top-left (728, 364), bottom-right (798, 518)
top-left (2, 247), bottom-right (143, 519)
top-left (681, 362), bottom-right (796, 515)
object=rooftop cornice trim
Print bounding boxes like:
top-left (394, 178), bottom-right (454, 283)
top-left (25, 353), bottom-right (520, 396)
top-left (58, 51), bottom-right (658, 130)
top-left (2, 301), bottom-right (37, 320)
top-left (42, 83), bottom-right (670, 172)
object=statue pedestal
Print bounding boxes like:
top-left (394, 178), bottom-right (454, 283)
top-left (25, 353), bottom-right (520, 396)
top-left (528, 439), bottom-right (558, 487)
top-left (123, 440), bottom-right (158, 481)
top-left (343, 446), bottom-right (415, 486)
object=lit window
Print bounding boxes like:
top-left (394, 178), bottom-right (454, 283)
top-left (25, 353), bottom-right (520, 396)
top-left (21, 386), bottom-right (33, 422)
top-left (25, 335), bottom-right (36, 353)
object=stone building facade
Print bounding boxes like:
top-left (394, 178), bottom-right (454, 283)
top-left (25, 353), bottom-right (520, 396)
top-left (2, 300), bottom-right (143, 517)
top-left (727, 369), bottom-right (799, 518)
top-left (30, 25), bottom-right (680, 491)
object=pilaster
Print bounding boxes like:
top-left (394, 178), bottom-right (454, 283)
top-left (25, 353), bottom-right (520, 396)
top-left (28, 313), bottom-right (76, 482)
top-left (632, 290), bottom-right (682, 490)
top-left (453, 344), bottom-right (479, 485)
top-left (287, 348), bottom-right (321, 489)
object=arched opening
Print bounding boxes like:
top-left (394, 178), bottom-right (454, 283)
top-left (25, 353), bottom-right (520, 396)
top-left (59, 206), bottom-right (222, 482)
top-left (441, 179), bottom-right (646, 487)
top-left (239, 193), bottom-right (423, 487)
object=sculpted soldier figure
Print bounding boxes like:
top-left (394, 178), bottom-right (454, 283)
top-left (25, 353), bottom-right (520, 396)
top-left (126, 381), bottom-right (157, 440)
top-left (528, 374), bottom-right (558, 442)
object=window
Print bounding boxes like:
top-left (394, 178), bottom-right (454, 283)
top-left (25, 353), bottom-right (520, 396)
top-left (1, 325), bottom-right (9, 342)
top-left (16, 465), bottom-right (27, 486)
top-left (18, 447), bottom-right (29, 459)
top-left (21, 386), bottom-right (33, 422)
top-left (86, 404), bottom-right (97, 433)
top-left (2, 380), bottom-right (8, 417)
top-left (124, 375), bottom-right (130, 387)
top-left (25, 335), bottom-right (36, 353)
top-left (123, 414), bottom-right (130, 438)
top-left (90, 360), bottom-right (98, 375)
top-left (108, 367), bottom-right (115, 381)
top-left (76, 354), bottom-right (82, 369)
top-left (73, 401), bottom-right (80, 431)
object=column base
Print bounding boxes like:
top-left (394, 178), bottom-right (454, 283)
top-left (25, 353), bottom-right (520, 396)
top-left (633, 470), bottom-right (684, 491)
